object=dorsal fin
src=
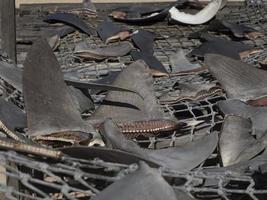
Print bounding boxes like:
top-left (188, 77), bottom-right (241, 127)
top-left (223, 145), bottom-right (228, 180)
top-left (23, 38), bottom-right (93, 140)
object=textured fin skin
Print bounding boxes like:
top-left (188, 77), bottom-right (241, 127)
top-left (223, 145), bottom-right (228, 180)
top-left (218, 99), bottom-right (267, 138)
top-left (92, 162), bottom-right (177, 200)
top-left (23, 38), bottom-right (93, 138)
top-left (91, 60), bottom-right (163, 122)
top-left (169, 49), bottom-right (202, 73)
top-left (219, 115), bottom-right (265, 166)
top-left (100, 120), bottom-right (218, 171)
top-left (205, 54), bottom-right (267, 101)
top-left (74, 41), bottom-right (133, 60)
top-left (189, 39), bottom-right (254, 59)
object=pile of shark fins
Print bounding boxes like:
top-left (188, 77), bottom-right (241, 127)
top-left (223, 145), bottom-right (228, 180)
top-left (1, 0), bottom-right (267, 199)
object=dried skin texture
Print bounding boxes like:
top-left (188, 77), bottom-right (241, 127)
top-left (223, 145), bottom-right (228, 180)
top-left (100, 120), bottom-right (218, 171)
top-left (218, 99), bottom-right (267, 138)
top-left (206, 20), bottom-right (263, 39)
top-left (74, 41), bottom-right (133, 60)
top-left (169, 49), bottom-right (205, 74)
top-left (159, 83), bottom-right (223, 104)
top-left (219, 115), bottom-right (265, 167)
top-left (91, 60), bottom-right (163, 122)
top-left (189, 38), bottom-right (255, 60)
top-left (132, 30), bottom-right (155, 54)
top-left (131, 51), bottom-right (168, 76)
top-left (97, 20), bottom-right (131, 44)
top-left (90, 60), bottom-right (180, 137)
top-left (92, 162), bottom-right (177, 200)
top-left (23, 38), bottom-right (94, 144)
top-left (205, 54), bottom-right (267, 103)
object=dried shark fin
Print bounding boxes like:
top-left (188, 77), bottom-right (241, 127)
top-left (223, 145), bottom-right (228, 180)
top-left (68, 86), bottom-right (95, 113)
top-left (23, 38), bottom-right (94, 145)
top-left (109, 8), bottom-right (169, 24)
top-left (64, 77), bottom-right (141, 95)
top-left (131, 30), bottom-right (155, 54)
top-left (92, 162), bottom-right (177, 200)
top-left (131, 51), bottom-right (168, 76)
top-left (219, 115), bottom-right (265, 167)
top-left (169, 0), bottom-right (226, 25)
top-left (159, 83), bottom-right (223, 104)
top-left (74, 41), bottom-right (133, 60)
top-left (97, 20), bottom-right (131, 44)
top-left (169, 49), bottom-right (205, 74)
top-left (188, 38), bottom-right (255, 60)
top-left (205, 54), bottom-right (267, 104)
top-left (218, 99), bottom-right (267, 138)
top-left (0, 61), bottom-right (22, 91)
top-left (90, 60), bottom-right (163, 122)
top-left (60, 146), bottom-right (157, 166)
top-left (100, 119), bottom-right (218, 171)
top-left (209, 20), bottom-right (262, 39)
top-left (44, 13), bottom-right (96, 36)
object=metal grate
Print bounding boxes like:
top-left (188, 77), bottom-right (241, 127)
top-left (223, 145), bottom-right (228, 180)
top-left (0, 1), bottom-right (267, 199)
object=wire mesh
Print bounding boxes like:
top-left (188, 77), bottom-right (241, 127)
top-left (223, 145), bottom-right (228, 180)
top-left (0, 1), bottom-right (267, 199)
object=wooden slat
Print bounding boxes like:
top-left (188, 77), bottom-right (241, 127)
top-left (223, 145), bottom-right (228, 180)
top-left (0, 0), bottom-right (17, 63)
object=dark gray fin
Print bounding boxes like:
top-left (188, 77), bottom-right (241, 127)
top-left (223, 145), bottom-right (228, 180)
top-left (0, 61), bottom-right (22, 92)
top-left (218, 99), bottom-right (253, 117)
top-left (43, 13), bottom-right (96, 36)
top-left (64, 76), bottom-right (140, 95)
top-left (219, 115), bottom-right (265, 167)
top-left (111, 5), bottom-right (163, 16)
top-left (218, 99), bottom-right (267, 138)
top-left (131, 30), bottom-right (155, 54)
top-left (221, 21), bottom-right (257, 38)
top-left (110, 7), bottom-right (169, 24)
top-left (100, 120), bottom-right (218, 171)
top-left (74, 41), bottom-right (133, 60)
top-left (188, 38), bottom-right (255, 59)
top-left (205, 54), bottom-right (267, 103)
top-left (90, 60), bottom-right (163, 123)
top-left (60, 146), bottom-right (157, 167)
top-left (68, 86), bottom-right (95, 113)
top-left (23, 38), bottom-right (94, 142)
top-left (169, 49), bottom-right (204, 74)
top-left (41, 25), bottom-right (75, 39)
top-left (92, 162), bottom-right (177, 200)
top-left (131, 51), bottom-right (168, 76)
top-left (97, 20), bottom-right (124, 43)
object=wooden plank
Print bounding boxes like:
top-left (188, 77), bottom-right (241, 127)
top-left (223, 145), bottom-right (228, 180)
top-left (0, 0), bottom-right (17, 63)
